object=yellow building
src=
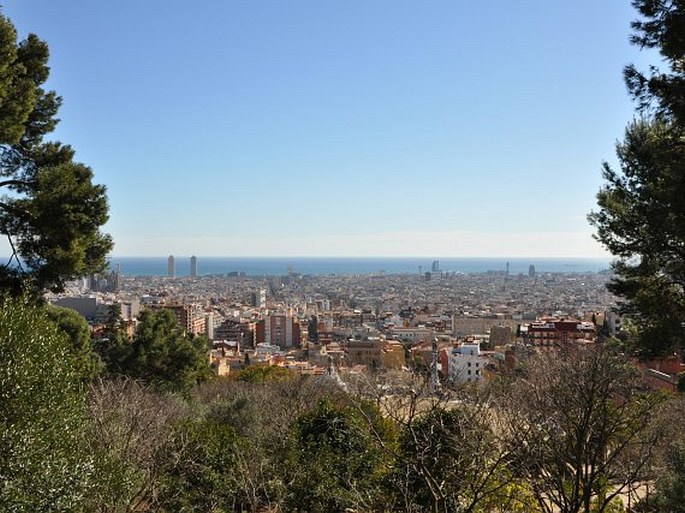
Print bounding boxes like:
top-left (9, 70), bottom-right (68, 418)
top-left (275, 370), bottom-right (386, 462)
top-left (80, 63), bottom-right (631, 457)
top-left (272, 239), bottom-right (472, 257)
top-left (346, 338), bottom-right (406, 370)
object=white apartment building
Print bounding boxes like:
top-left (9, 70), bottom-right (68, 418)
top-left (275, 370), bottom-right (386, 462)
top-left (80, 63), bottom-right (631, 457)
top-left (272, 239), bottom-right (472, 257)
top-left (447, 342), bottom-right (488, 383)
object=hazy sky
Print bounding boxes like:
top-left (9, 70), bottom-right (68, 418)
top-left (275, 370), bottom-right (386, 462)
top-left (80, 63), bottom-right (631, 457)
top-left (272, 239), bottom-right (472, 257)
top-left (3, 1), bottom-right (651, 257)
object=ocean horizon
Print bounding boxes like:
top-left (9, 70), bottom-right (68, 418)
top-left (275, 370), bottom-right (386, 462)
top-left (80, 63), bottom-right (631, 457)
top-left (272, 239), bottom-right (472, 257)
top-left (106, 256), bottom-right (612, 277)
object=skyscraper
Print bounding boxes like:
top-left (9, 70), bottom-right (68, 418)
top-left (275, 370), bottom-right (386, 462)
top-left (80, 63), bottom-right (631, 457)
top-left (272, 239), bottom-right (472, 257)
top-left (168, 255), bottom-right (175, 278)
top-left (190, 255), bottom-right (197, 278)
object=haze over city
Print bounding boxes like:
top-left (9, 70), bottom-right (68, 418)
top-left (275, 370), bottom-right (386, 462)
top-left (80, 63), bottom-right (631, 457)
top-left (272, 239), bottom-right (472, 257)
top-left (2, 1), bottom-right (649, 257)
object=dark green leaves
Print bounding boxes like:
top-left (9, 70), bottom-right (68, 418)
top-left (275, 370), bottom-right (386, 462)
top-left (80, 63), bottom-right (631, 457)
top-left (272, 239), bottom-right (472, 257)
top-left (97, 308), bottom-right (212, 394)
top-left (590, 1), bottom-right (685, 356)
top-left (0, 12), bottom-right (112, 295)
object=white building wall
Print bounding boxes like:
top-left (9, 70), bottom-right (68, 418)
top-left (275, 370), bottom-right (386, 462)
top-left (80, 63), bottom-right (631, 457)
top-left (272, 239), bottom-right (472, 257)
top-left (606, 312), bottom-right (621, 336)
top-left (448, 343), bottom-right (487, 383)
top-left (389, 328), bottom-right (433, 343)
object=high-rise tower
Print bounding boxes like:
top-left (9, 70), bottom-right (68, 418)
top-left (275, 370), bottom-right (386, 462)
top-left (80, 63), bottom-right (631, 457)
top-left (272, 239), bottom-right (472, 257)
top-left (190, 255), bottom-right (197, 278)
top-left (168, 255), bottom-right (175, 278)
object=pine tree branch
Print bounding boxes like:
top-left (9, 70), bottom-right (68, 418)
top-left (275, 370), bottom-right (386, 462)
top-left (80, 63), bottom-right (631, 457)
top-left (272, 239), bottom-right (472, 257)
top-left (0, 179), bottom-right (31, 189)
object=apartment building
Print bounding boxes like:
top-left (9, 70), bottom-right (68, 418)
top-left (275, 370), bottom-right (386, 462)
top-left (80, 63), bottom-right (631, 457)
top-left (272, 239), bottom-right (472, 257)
top-left (255, 314), bottom-right (301, 349)
top-left (522, 318), bottom-right (595, 348)
top-left (447, 342), bottom-right (488, 383)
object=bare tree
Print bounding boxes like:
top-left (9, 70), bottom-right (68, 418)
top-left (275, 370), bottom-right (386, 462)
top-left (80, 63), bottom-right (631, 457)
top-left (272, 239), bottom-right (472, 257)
top-left (502, 346), bottom-right (667, 513)
top-left (85, 378), bottom-right (187, 513)
top-left (348, 370), bottom-right (536, 513)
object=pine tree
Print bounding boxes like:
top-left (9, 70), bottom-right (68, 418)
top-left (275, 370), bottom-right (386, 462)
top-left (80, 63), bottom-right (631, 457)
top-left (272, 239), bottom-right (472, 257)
top-left (0, 13), bottom-right (112, 295)
top-left (589, 0), bottom-right (685, 356)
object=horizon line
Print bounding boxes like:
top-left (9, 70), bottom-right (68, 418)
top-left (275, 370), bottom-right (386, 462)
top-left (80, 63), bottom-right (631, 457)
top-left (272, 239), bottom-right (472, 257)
top-left (106, 255), bottom-right (612, 259)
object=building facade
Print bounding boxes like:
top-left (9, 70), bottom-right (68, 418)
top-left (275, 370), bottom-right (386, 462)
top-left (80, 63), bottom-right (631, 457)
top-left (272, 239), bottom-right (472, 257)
top-left (255, 315), bottom-right (301, 349)
top-left (447, 342), bottom-right (488, 383)
top-left (346, 338), bottom-right (406, 370)
top-left (523, 318), bottom-right (596, 348)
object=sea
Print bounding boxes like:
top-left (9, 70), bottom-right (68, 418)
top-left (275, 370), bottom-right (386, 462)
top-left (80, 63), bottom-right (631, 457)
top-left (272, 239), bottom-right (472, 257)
top-left (106, 257), bottom-right (612, 277)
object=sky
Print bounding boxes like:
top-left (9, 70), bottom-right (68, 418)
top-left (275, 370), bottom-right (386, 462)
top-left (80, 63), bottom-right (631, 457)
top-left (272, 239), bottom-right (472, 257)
top-left (1, 1), bottom-right (655, 257)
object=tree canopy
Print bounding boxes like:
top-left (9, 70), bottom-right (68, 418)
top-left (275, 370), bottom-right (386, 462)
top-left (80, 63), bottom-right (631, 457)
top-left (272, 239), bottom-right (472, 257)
top-left (589, 0), bottom-right (685, 356)
top-left (97, 308), bottom-right (212, 393)
top-left (624, 0), bottom-right (685, 124)
top-left (285, 398), bottom-right (396, 513)
top-left (0, 296), bottom-right (93, 511)
top-left (45, 303), bottom-right (103, 380)
top-left (0, 12), bottom-right (112, 295)
top-left (504, 347), bottom-right (665, 513)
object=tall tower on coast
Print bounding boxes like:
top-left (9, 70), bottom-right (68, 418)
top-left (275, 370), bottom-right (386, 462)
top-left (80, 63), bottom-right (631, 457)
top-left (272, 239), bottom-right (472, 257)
top-left (168, 255), bottom-right (175, 278)
top-left (190, 255), bottom-right (197, 278)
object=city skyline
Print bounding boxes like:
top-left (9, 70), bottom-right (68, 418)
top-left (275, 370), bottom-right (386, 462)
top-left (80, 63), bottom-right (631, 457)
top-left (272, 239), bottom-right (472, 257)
top-left (2, 1), bottom-right (648, 257)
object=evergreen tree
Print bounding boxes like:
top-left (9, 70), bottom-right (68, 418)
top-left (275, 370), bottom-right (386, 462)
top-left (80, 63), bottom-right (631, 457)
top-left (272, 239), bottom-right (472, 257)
top-left (285, 399), bottom-right (396, 513)
top-left (0, 12), bottom-right (112, 295)
top-left (589, 0), bottom-right (685, 356)
top-left (45, 303), bottom-right (103, 380)
top-left (624, 0), bottom-right (685, 124)
top-left (99, 308), bottom-right (212, 393)
top-left (0, 297), bottom-right (93, 511)
top-left (93, 303), bottom-right (134, 377)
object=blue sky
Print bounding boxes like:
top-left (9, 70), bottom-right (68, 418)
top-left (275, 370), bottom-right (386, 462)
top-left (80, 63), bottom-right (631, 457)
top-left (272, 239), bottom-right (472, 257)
top-left (2, 1), bottom-right (651, 257)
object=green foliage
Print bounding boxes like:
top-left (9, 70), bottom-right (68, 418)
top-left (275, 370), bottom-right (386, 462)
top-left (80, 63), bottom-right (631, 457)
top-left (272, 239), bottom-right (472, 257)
top-left (204, 396), bottom-right (257, 437)
top-left (285, 398), bottom-right (396, 513)
top-left (158, 418), bottom-right (242, 512)
top-left (235, 364), bottom-right (293, 383)
top-left (474, 479), bottom-right (541, 513)
top-left (624, 0), bottom-right (685, 124)
top-left (635, 442), bottom-right (685, 513)
top-left (45, 303), bottom-right (102, 379)
top-left (0, 296), bottom-right (92, 511)
top-left (14, 154), bottom-right (112, 291)
top-left (98, 308), bottom-right (212, 393)
top-left (154, 376), bottom-right (340, 512)
top-left (94, 303), bottom-right (133, 376)
top-left (590, 119), bottom-right (685, 356)
top-left (0, 12), bottom-right (112, 295)
top-left (397, 404), bottom-right (513, 513)
top-left (0, 18), bottom-right (39, 145)
top-left (589, 0), bottom-right (685, 357)
top-left (652, 443), bottom-right (685, 513)
top-left (400, 408), bottom-right (467, 509)
top-left (591, 497), bottom-right (626, 513)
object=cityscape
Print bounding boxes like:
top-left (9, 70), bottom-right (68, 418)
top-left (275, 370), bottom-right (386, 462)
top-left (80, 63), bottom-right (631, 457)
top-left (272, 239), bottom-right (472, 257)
top-left (54, 254), bottom-right (622, 383)
top-left (0, 1), bottom-right (684, 512)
